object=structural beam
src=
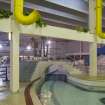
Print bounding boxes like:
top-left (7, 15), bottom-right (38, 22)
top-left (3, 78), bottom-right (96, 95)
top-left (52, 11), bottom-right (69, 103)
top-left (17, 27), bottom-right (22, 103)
top-left (10, 20), bottom-right (20, 92)
top-left (0, 19), bottom-right (11, 32)
top-left (89, 42), bottom-right (97, 76)
top-left (43, 17), bottom-right (81, 28)
top-left (46, 0), bottom-right (88, 14)
top-left (19, 23), bottom-right (105, 44)
top-left (89, 0), bottom-right (97, 76)
top-left (20, 24), bottom-right (94, 42)
top-left (0, 18), bottom-right (105, 43)
top-left (25, 2), bottom-right (86, 23)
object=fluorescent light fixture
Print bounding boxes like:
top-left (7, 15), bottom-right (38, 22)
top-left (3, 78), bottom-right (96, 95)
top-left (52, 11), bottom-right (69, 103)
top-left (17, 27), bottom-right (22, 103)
top-left (8, 32), bottom-right (12, 40)
top-left (0, 44), bottom-right (3, 49)
top-left (0, 78), bottom-right (3, 86)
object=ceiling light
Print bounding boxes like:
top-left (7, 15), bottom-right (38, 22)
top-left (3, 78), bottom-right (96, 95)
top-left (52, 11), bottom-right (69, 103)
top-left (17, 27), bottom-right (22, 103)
top-left (26, 45), bottom-right (32, 51)
top-left (47, 40), bottom-right (51, 45)
top-left (0, 44), bottom-right (3, 49)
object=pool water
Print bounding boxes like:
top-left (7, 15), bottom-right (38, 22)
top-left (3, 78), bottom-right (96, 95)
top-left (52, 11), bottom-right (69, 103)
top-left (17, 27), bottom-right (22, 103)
top-left (40, 81), bottom-right (105, 105)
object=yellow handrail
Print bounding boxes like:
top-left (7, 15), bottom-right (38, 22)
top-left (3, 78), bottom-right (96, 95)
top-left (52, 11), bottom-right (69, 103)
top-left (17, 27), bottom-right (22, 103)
top-left (96, 0), bottom-right (105, 39)
top-left (14, 0), bottom-right (40, 25)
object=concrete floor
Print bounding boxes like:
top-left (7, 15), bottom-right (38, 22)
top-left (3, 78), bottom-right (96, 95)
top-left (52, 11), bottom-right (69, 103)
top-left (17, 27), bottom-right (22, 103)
top-left (0, 83), bottom-right (28, 105)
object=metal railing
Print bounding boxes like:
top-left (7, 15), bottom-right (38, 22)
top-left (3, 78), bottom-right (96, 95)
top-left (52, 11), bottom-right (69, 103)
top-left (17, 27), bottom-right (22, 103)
top-left (0, 65), bottom-right (9, 82)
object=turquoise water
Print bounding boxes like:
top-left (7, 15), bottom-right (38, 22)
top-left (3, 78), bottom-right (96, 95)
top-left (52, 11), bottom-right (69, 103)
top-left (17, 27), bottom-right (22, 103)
top-left (40, 81), bottom-right (105, 105)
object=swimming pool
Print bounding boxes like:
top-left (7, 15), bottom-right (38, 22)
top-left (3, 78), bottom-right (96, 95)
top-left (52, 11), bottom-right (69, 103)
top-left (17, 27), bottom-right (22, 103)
top-left (40, 81), bottom-right (105, 105)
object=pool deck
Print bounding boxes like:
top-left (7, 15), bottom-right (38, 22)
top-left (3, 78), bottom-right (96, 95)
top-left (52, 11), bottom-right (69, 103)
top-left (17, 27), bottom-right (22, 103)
top-left (0, 83), bottom-right (28, 105)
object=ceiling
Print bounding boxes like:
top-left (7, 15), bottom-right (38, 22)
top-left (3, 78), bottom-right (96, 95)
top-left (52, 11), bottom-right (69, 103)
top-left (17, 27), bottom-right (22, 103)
top-left (0, 0), bottom-right (89, 29)
top-left (0, 0), bottom-right (105, 29)
top-left (0, 0), bottom-right (105, 30)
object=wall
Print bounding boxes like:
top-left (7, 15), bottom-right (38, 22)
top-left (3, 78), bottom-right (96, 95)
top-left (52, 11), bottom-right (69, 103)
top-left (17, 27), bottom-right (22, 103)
top-left (48, 40), bottom-right (89, 58)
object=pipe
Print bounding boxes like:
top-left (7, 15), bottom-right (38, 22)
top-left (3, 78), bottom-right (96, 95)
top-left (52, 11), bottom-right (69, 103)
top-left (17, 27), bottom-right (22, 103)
top-left (96, 0), bottom-right (105, 38)
top-left (14, 0), bottom-right (40, 25)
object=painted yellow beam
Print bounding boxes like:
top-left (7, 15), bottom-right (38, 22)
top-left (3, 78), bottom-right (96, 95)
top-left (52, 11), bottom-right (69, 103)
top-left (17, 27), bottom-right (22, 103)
top-left (96, 0), bottom-right (105, 39)
top-left (14, 0), bottom-right (40, 25)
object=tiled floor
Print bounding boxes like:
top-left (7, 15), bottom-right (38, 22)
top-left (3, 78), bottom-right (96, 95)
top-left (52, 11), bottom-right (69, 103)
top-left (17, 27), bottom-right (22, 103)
top-left (0, 83), bottom-right (28, 105)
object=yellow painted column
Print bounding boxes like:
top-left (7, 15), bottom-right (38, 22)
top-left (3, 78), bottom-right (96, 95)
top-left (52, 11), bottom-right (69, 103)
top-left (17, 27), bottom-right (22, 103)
top-left (89, 0), bottom-right (97, 76)
top-left (10, 19), bottom-right (20, 92)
